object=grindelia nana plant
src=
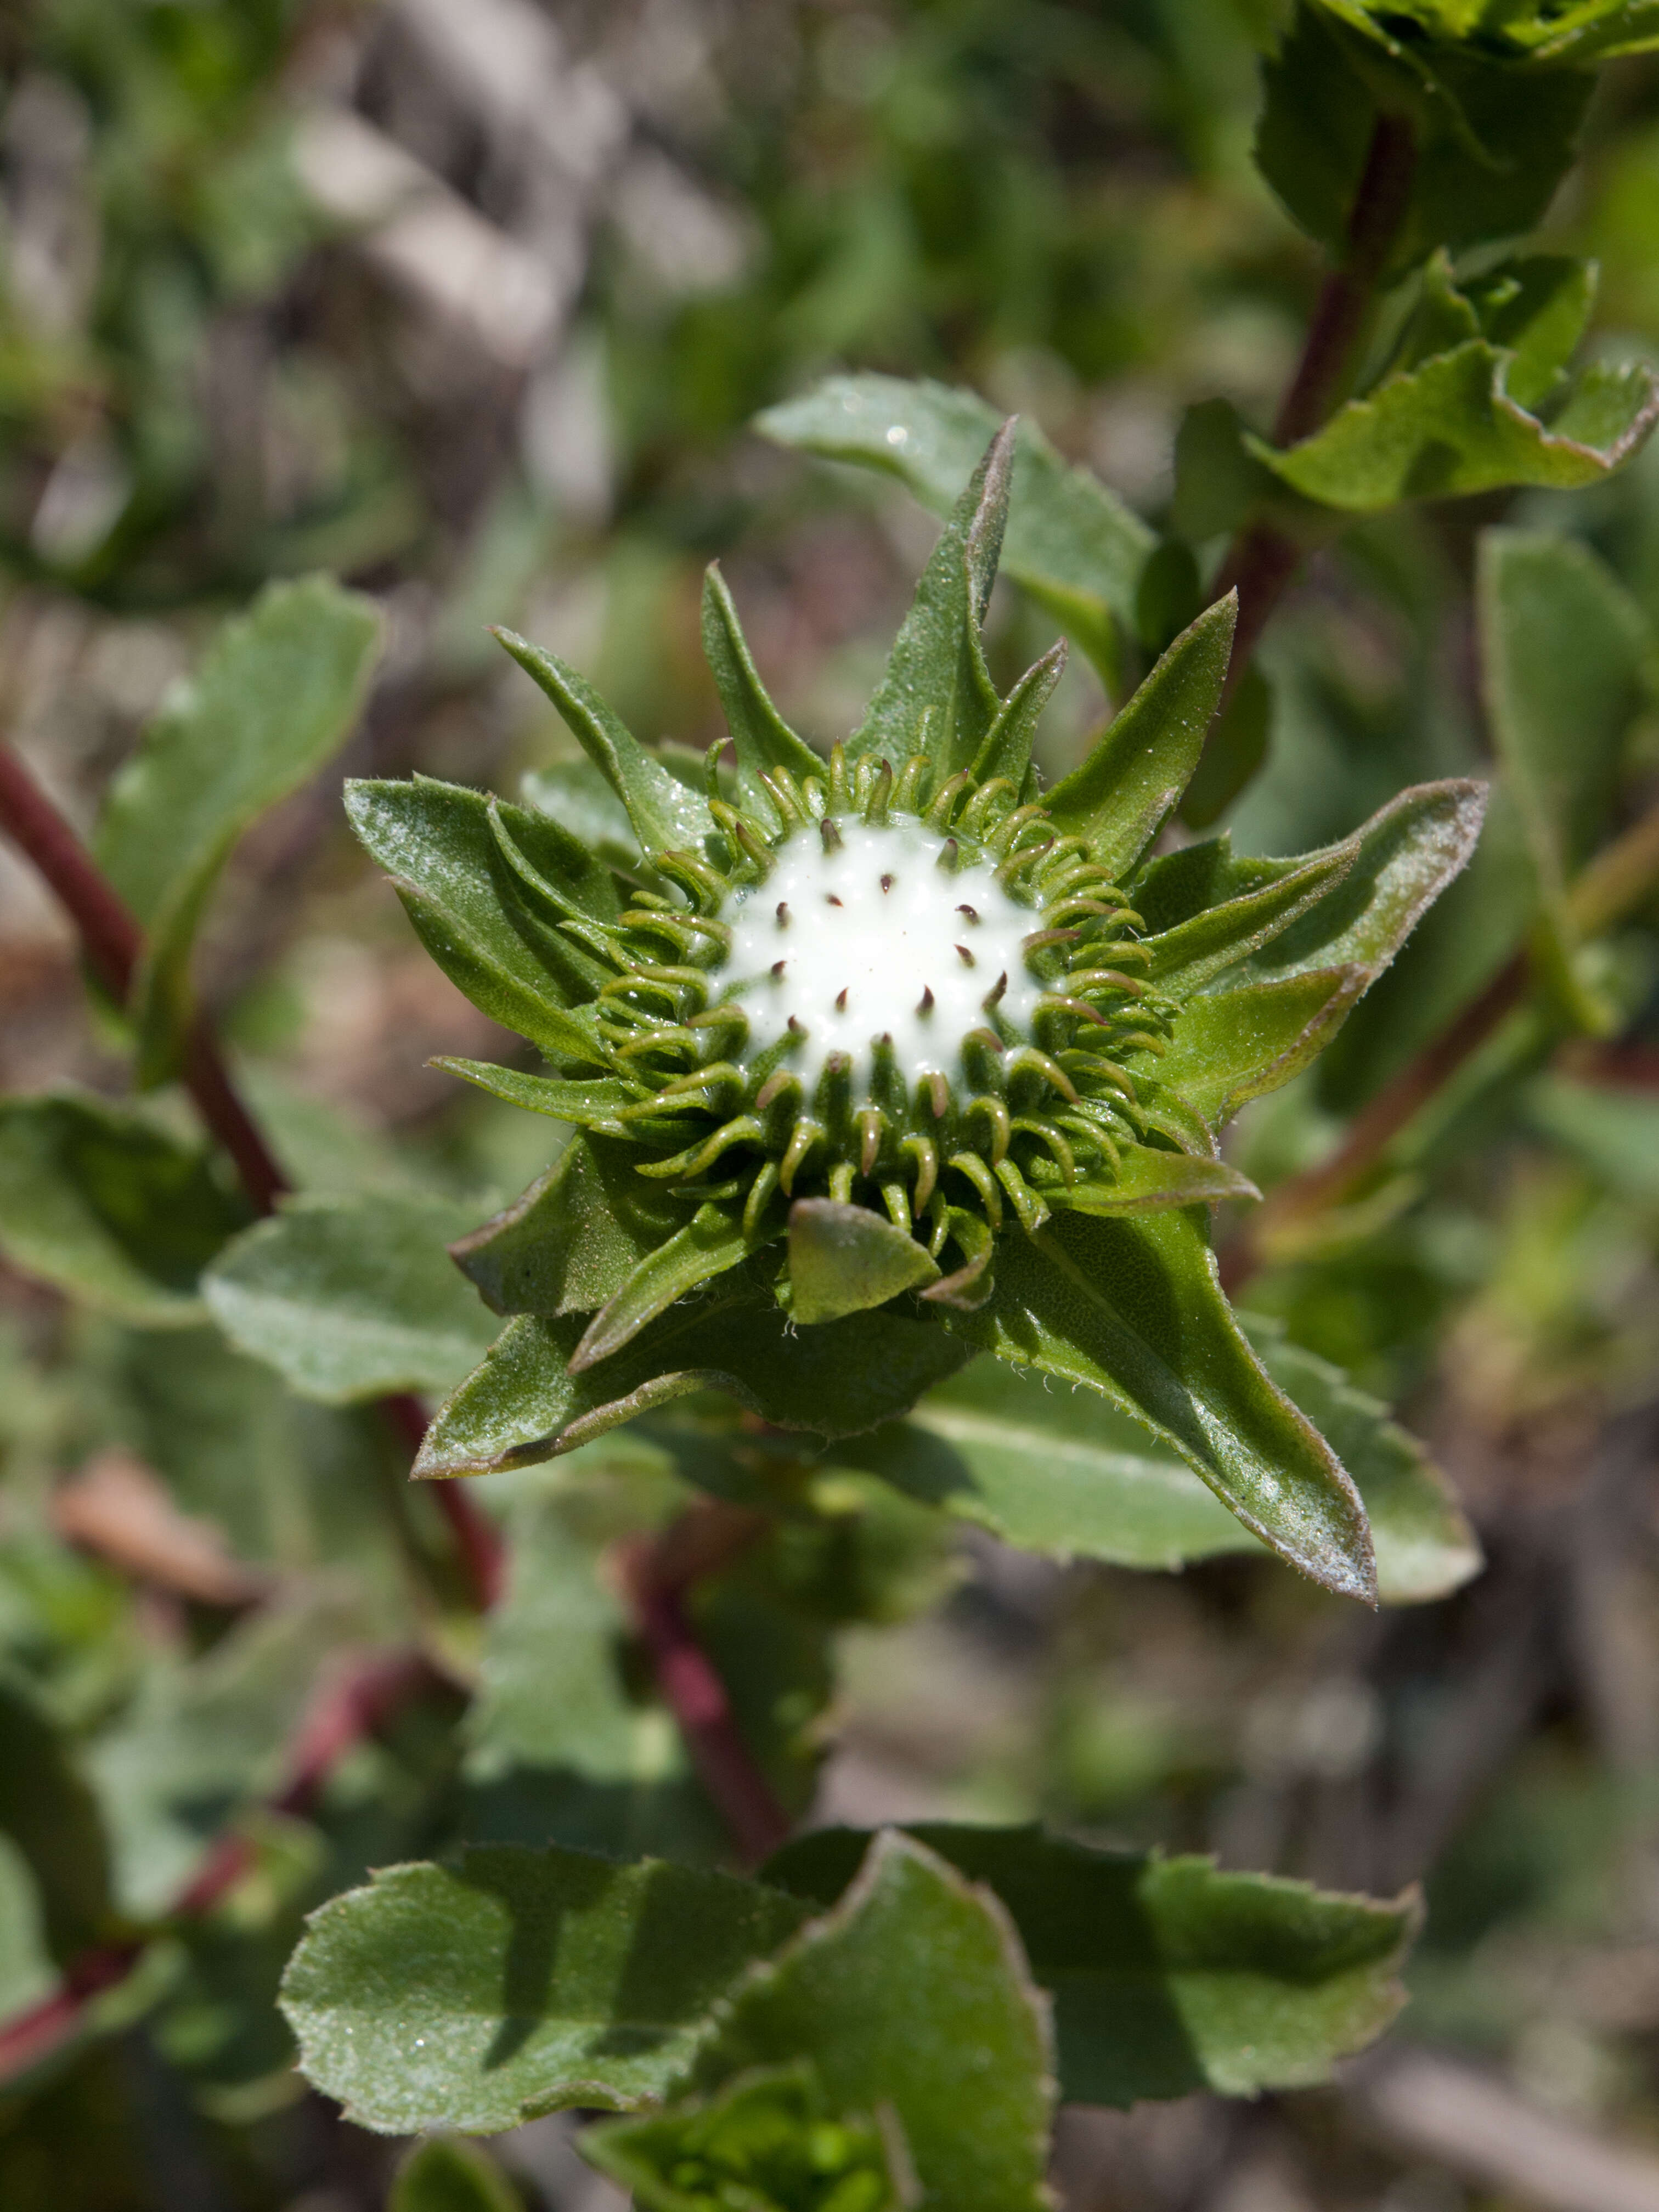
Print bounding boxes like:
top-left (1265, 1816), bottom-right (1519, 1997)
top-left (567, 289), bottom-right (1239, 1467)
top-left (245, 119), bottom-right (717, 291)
top-left (346, 422), bottom-right (1480, 1605)
top-left (268, 420), bottom-right (1479, 2197)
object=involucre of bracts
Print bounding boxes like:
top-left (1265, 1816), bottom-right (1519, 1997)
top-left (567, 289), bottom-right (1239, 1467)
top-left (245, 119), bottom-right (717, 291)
top-left (347, 422), bottom-right (1486, 1599)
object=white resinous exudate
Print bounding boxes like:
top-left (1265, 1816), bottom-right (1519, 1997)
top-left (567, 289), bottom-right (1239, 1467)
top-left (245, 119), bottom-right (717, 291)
top-left (716, 817), bottom-right (1044, 1096)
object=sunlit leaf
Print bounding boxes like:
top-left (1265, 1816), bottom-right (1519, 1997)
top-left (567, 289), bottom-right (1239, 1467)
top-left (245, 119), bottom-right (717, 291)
top-left (693, 1833), bottom-right (1053, 2212)
top-left (281, 1846), bottom-right (810, 2134)
top-left (0, 1092), bottom-right (248, 1327)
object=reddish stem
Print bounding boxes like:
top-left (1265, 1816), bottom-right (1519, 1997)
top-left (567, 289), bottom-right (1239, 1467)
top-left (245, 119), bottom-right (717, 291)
top-left (0, 1646), bottom-right (443, 2084)
top-left (382, 1391), bottom-right (505, 1611)
top-left (1226, 951), bottom-right (1527, 1290)
top-left (1212, 112), bottom-right (1418, 706)
top-left (0, 741), bottom-right (507, 1611)
top-left (0, 740), bottom-right (292, 1212)
top-left (618, 1519), bottom-right (791, 1868)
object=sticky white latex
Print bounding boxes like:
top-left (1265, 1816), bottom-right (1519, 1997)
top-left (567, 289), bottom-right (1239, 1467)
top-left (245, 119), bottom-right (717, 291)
top-left (718, 818), bottom-right (1043, 1094)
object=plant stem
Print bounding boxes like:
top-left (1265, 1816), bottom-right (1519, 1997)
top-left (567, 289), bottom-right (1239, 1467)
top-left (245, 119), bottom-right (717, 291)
top-left (1212, 111), bottom-right (1418, 700)
top-left (618, 1506), bottom-right (792, 1867)
top-left (0, 740), bottom-right (291, 1211)
top-left (0, 738), bottom-right (504, 1611)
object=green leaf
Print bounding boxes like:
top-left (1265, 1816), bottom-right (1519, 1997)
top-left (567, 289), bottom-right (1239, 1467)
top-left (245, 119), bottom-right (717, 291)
top-left (1523, 1074), bottom-right (1659, 1205)
top-left (693, 1833), bottom-right (1053, 2212)
top-left (1255, 3), bottom-right (1594, 275)
top-left (972, 639), bottom-right (1066, 791)
top-left (451, 1134), bottom-right (687, 1318)
top-left (463, 1479), bottom-right (720, 1863)
top-left (757, 375), bottom-right (1154, 688)
top-left (572, 1205), bottom-right (754, 1370)
top-left (1520, 0), bottom-right (1659, 63)
top-left (345, 779), bottom-right (606, 1065)
top-left (848, 422), bottom-right (1012, 775)
top-left (202, 1192), bottom-right (499, 1404)
top-left (761, 1824), bottom-right (1417, 2107)
top-left (945, 1209), bottom-right (1376, 1600)
top-left (0, 1672), bottom-right (113, 1965)
top-left (787, 1199), bottom-right (940, 1324)
top-left (1190, 779), bottom-right (1488, 1000)
top-left (1457, 255), bottom-right (1596, 413)
top-left (1147, 968), bottom-right (1368, 1137)
top-left (391, 2138), bottom-right (523, 2212)
top-left (1242, 1317), bottom-right (1480, 1604)
top-left (494, 629), bottom-right (715, 858)
top-left (416, 1264), bottom-right (968, 1475)
top-left (843, 1356), bottom-right (1254, 1572)
top-left (1047, 1144), bottom-right (1259, 1215)
top-left (91, 1590), bottom-right (352, 1917)
top-left (701, 566), bottom-right (828, 823)
top-left (281, 1846), bottom-right (811, 2134)
top-left (1044, 596), bottom-right (1236, 878)
top-left (845, 1331), bottom-right (1477, 1604)
top-left (521, 759), bottom-right (642, 873)
top-left (0, 1092), bottom-right (249, 1325)
top-left (95, 575), bottom-right (381, 1084)
top-left (1142, 849), bottom-right (1356, 998)
top-left (432, 1062), bottom-right (638, 1136)
top-left (1252, 345), bottom-right (1659, 512)
top-left (1177, 662), bottom-right (1271, 830)
top-left (1477, 531), bottom-right (1651, 1002)
top-left (583, 2061), bottom-right (909, 2212)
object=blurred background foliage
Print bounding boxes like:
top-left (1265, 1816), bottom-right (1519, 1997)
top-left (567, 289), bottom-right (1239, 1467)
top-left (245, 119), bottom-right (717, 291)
top-left (4, 0), bottom-right (1659, 2207)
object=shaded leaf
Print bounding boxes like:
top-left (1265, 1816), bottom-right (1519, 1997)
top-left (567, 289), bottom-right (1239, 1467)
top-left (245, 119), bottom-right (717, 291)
top-left (943, 1209), bottom-right (1375, 1600)
top-left (1177, 661), bottom-right (1271, 830)
top-left (451, 1134), bottom-right (686, 1318)
top-left (281, 1846), bottom-right (810, 2134)
top-left (391, 2138), bottom-right (523, 2212)
top-left (1523, 1074), bottom-right (1659, 1206)
top-left (847, 1327), bottom-right (1474, 1603)
top-left (1256, 3), bottom-right (1593, 276)
top-left (762, 1824), bottom-right (1417, 2107)
top-left (1252, 344), bottom-right (1659, 512)
top-left (0, 1092), bottom-right (249, 1326)
top-left (693, 1833), bottom-right (1053, 2212)
top-left (572, 1205), bottom-right (754, 1370)
top-left (787, 1199), bottom-right (939, 1324)
top-left (842, 1356), bottom-right (1254, 1572)
top-left (583, 2061), bottom-right (910, 2212)
top-left (1044, 596), bottom-right (1235, 878)
top-left (1242, 1318), bottom-right (1480, 1603)
top-left (202, 1192), bottom-right (498, 1404)
top-left (462, 1477), bottom-right (721, 1863)
top-left (494, 629), bottom-right (715, 858)
top-left (417, 1264), bottom-right (968, 1476)
top-left (96, 575), bottom-right (381, 1083)
top-left (90, 1590), bottom-right (352, 1917)
top-left (757, 375), bottom-right (1153, 687)
top-left (0, 1672), bottom-right (113, 1964)
top-left (345, 779), bottom-right (606, 1065)
top-left (521, 759), bottom-right (642, 873)
top-left (1478, 531), bottom-right (1651, 1014)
